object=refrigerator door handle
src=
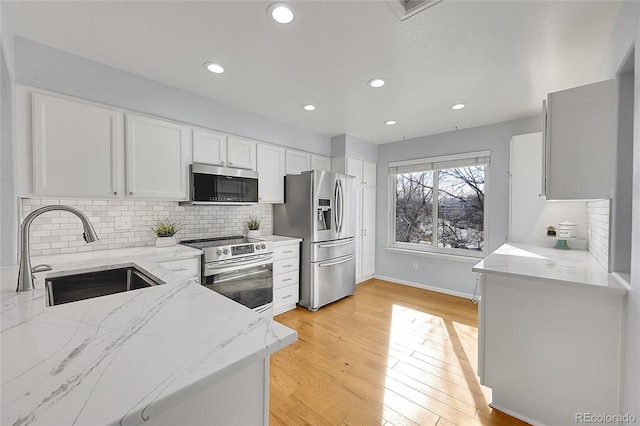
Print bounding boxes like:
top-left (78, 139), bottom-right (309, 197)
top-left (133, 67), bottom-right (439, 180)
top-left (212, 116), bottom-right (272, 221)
top-left (337, 179), bottom-right (344, 232)
top-left (318, 239), bottom-right (353, 249)
top-left (334, 179), bottom-right (340, 233)
top-left (318, 255), bottom-right (355, 268)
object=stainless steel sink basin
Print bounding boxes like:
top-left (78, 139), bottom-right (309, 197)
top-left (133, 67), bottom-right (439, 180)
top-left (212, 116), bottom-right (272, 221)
top-left (45, 266), bottom-right (164, 306)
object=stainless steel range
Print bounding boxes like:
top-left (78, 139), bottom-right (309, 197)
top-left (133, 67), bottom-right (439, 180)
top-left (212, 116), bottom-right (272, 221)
top-left (180, 236), bottom-right (274, 316)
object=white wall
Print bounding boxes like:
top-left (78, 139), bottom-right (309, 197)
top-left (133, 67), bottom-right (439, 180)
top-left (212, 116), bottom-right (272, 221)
top-left (13, 37), bottom-right (331, 156)
top-left (595, 0), bottom-right (640, 419)
top-left (0, 3), bottom-right (17, 267)
top-left (375, 116), bottom-right (539, 297)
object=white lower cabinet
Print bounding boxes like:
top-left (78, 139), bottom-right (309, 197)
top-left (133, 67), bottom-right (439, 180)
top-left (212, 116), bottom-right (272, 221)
top-left (156, 257), bottom-right (200, 283)
top-left (272, 241), bottom-right (300, 315)
top-left (355, 186), bottom-right (376, 283)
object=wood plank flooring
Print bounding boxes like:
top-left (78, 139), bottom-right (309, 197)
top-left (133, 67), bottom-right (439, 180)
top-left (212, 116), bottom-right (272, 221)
top-left (270, 278), bottom-right (529, 426)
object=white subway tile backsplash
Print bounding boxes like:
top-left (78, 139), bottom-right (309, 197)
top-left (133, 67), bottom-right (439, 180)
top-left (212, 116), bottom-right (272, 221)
top-left (587, 200), bottom-right (610, 271)
top-left (20, 198), bottom-right (274, 256)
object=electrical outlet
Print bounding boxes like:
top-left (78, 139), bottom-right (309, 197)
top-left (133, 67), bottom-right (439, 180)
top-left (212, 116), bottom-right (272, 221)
top-left (114, 216), bottom-right (132, 231)
top-left (412, 262), bottom-right (419, 270)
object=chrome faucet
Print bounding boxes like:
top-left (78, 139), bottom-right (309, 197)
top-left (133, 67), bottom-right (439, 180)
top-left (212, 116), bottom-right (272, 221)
top-left (17, 205), bottom-right (99, 292)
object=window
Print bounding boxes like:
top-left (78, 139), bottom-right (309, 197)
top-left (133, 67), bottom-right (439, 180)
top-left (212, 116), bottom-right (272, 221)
top-left (388, 151), bottom-right (489, 258)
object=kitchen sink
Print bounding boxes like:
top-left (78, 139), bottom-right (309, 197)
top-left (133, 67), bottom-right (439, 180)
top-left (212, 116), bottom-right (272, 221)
top-left (45, 266), bottom-right (164, 306)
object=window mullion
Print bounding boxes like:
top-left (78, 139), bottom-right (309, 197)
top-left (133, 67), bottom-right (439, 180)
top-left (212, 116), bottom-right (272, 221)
top-left (432, 170), bottom-right (439, 248)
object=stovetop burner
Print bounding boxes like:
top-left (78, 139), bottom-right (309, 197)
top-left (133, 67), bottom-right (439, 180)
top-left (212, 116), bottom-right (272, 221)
top-left (180, 235), bottom-right (273, 262)
top-left (180, 235), bottom-right (249, 249)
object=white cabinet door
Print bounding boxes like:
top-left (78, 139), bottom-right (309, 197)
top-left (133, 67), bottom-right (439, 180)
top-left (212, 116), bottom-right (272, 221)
top-left (193, 129), bottom-right (226, 166)
top-left (544, 80), bottom-right (614, 200)
top-left (125, 114), bottom-right (189, 200)
top-left (311, 154), bottom-right (331, 171)
top-left (285, 150), bottom-right (311, 174)
top-left (361, 186), bottom-right (376, 279)
top-left (32, 93), bottom-right (120, 198)
top-left (355, 186), bottom-right (363, 282)
top-left (362, 161), bottom-right (376, 187)
top-left (257, 144), bottom-right (285, 203)
top-left (227, 136), bottom-right (257, 170)
top-left (346, 157), bottom-right (362, 182)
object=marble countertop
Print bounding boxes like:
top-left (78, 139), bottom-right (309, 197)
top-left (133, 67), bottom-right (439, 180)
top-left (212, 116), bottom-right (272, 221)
top-left (472, 243), bottom-right (627, 294)
top-left (1, 245), bottom-right (297, 426)
top-left (254, 235), bottom-right (303, 246)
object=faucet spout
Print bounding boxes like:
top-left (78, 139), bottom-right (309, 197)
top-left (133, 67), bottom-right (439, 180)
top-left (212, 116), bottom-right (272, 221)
top-left (17, 205), bottom-right (99, 292)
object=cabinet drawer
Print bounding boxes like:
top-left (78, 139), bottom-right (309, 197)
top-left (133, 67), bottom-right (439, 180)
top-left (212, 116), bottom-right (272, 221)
top-left (274, 284), bottom-right (299, 308)
top-left (158, 257), bottom-right (200, 277)
top-left (274, 270), bottom-right (298, 290)
top-left (274, 244), bottom-right (299, 261)
top-left (274, 258), bottom-right (299, 276)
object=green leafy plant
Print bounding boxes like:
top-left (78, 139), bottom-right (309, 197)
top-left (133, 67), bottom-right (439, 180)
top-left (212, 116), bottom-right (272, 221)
top-left (246, 215), bottom-right (262, 231)
top-left (148, 217), bottom-right (182, 237)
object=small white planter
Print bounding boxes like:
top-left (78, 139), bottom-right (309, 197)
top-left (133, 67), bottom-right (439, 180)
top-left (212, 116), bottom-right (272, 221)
top-left (155, 236), bottom-right (177, 248)
top-left (247, 230), bottom-right (261, 239)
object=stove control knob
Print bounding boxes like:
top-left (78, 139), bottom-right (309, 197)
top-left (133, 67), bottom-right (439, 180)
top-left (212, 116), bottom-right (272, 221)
top-left (255, 244), bottom-right (261, 250)
top-left (260, 244), bottom-right (266, 249)
top-left (222, 248), bottom-right (229, 255)
top-left (216, 249), bottom-right (222, 257)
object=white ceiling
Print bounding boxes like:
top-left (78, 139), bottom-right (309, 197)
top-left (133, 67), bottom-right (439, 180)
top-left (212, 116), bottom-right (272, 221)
top-left (6, 0), bottom-right (622, 144)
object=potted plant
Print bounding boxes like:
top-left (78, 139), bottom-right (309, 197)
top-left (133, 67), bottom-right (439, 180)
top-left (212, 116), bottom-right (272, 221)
top-left (546, 225), bottom-right (556, 237)
top-left (149, 217), bottom-right (182, 247)
top-left (246, 215), bottom-right (262, 238)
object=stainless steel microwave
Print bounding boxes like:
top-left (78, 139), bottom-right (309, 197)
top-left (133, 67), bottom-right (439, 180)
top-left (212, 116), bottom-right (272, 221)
top-left (184, 163), bottom-right (258, 205)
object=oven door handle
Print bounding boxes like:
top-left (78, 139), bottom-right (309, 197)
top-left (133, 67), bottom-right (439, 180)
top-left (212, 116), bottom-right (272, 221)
top-left (207, 254), bottom-right (273, 270)
top-left (214, 267), bottom-right (271, 284)
top-left (318, 255), bottom-right (355, 268)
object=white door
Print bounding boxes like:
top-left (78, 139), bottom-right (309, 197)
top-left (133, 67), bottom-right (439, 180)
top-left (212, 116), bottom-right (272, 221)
top-left (257, 144), bottom-right (285, 203)
top-left (361, 186), bottom-right (376, 279)
top-left (193, 129), bottom-right (227, 166)
top-left (362, 161), bottom-right (377, 187)
top-left (32, 93), bottom-right (120, 198)
top-left (285, 150), bottom-right (311, 174)
top-left (311, 155), bottom-right (331, 172)
top-left (125, 114), bottom-right (189, 200)
top-left (346, 157), bottom-right (362, 183)
top-left (227, 136), bottom-right (257, 170)
top-left (355, 185), bottom-right (363, 282)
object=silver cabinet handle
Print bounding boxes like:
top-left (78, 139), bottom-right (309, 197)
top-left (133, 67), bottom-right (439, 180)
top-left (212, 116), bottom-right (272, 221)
top-left (318, 239), bottom-right (353, 248)
top-left (282, 278), bottom-right (293, 282)
top-left (283, 294), bottom-right (294, 299)
top-left (363, 228), bottom-right (367, 236)
top-left (169, 267), bottom-right (187, 272)
top-left (283, 250), bottom-right (294, 254)
top-left (318, 255), bottom-right (355, 268)
top-left (282, 264), bottom-right (294, 268)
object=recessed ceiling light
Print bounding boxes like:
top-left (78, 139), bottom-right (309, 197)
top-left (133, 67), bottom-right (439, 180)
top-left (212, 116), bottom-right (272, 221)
top-left (204, 62), bottom-right (224, 74)
top-left (451, 103), bottom-right (466, 110)
top-left (385, 120), bottom-right (397, 125)
top-left (302, 104), bottom-right (316, 111)
top-left (368, 78), bottom-right (386, 88)
top-left (268, 3), bottom-right (294, 24)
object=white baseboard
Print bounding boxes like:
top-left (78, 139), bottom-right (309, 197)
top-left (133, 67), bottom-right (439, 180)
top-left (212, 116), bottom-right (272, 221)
top-left (372, 274), bottom-right (476, 300)
top-left (489, 403), bottom-right (544, 426)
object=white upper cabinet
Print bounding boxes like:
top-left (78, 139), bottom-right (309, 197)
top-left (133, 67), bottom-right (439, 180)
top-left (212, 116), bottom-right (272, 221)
top-left (125, 114), bottom-right (190, 200)
top-left (257, 144), bottom-right (285, 203)
top-left (193, 129), bottom-right (227, 167)
top-left (285, 149), bottom-right (311, 174)
top-left (32, 93), bottom-right (120, 198)
top-left (226, 136), bottom-right (257, 170)
top-left (311, 154), bottom-right (331, 171)
top-left (346, 157), bottom-right (376, 187)
top-left (543, 80), bottom-right (614, 200)
top-left (193, 130), bottom-right (256, 171)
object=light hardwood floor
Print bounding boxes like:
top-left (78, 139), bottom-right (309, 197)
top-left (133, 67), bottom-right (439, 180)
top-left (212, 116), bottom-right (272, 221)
top-left (270, 278), bottom-right (529, 426)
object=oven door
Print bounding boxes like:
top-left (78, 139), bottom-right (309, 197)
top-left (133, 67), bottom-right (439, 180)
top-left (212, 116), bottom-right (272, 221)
top-left (203, 255), bottom-right (273, 310)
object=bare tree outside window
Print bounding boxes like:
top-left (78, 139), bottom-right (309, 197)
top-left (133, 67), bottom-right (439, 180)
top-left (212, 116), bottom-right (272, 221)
top-left (393, 165), bottom-right (485, 254)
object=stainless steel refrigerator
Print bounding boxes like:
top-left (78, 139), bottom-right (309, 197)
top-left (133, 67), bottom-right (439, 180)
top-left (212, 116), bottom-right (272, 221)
top-left (273, 170), bottom-right (356, 311)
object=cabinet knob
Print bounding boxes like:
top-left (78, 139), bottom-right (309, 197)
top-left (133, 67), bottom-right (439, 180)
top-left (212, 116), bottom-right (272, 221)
top-left (229, 162), bottom-right (233, 166)
top-left (259, 197), bottom-right (262, 200)
top-left (129, 192), bottom-right (134, 196)
top-left (113, 191), bottom-right (118, 195)
top-left (220, 161), bottom-right (225, 165)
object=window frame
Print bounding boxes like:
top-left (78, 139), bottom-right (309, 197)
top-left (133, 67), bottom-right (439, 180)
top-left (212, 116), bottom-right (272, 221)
top-left (387, 150), bottom-right (490, 259)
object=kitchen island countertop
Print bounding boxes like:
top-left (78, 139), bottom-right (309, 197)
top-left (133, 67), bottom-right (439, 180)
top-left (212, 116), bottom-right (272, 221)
top-left (472, 242), bottom-right (627, 294)
top-left (1, 245), bottom-right (297, 426)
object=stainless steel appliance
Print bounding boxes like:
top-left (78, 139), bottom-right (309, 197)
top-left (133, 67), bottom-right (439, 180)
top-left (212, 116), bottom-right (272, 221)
top-left (182, 163), bottom-right (258, 205)
top-left (180, 236), bottom-right (274, 316)
top-left (273, 170), bottom-right (356, 311)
